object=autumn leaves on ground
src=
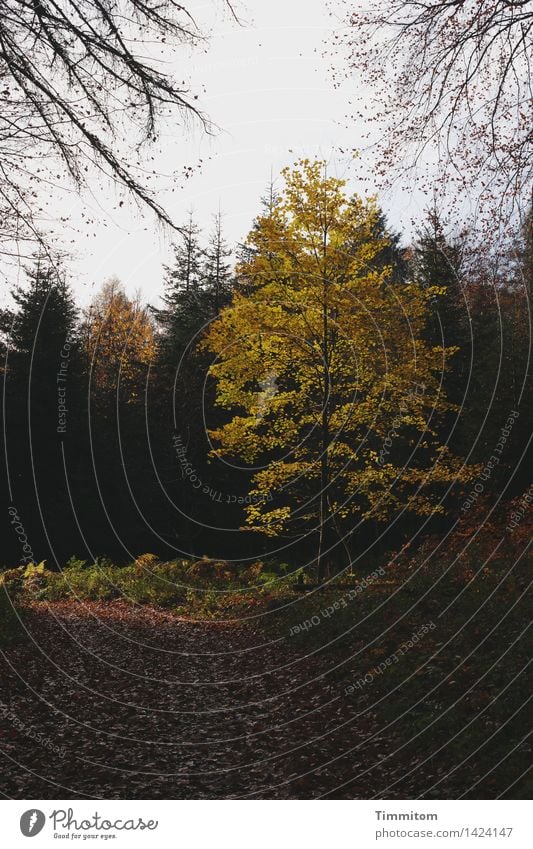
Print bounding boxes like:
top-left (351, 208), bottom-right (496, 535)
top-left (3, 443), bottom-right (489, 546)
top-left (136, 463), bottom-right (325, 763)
top-left (1, 162), bottom-right (531, 799)
top-left (1, 501), bottom-right (531, 800)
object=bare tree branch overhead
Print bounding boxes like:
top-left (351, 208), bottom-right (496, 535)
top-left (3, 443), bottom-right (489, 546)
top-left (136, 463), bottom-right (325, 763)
top-left (0, 0), bottom-right (235, 255)
top-left (336, 0), bottom-right (533, 221)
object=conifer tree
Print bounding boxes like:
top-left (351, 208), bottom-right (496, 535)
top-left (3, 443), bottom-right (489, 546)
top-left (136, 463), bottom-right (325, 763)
top-left (150, 214), bottom-right (217, 552)
top-left (153, 212), bottom-right (206, 363)
top-left (1, 253), bottom-right (81, 563)
top-left (204, 212), bottom-right (233, 314)
top-left (411, 209), bottom-right (468, 414)
top-left (2, 254), bottom-right (78, 359)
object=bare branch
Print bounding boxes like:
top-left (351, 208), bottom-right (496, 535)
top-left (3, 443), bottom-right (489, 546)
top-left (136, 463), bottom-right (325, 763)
top-left (335, 0), bottom-right (533, 224)
top-left (0, 0), bottom-right (235, 257)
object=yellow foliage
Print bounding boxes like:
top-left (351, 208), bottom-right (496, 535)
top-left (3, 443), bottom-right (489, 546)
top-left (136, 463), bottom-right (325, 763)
top-left (204, 160), bottom-right (475, 536)
top-left (85, 278), bottom-right (156, 402)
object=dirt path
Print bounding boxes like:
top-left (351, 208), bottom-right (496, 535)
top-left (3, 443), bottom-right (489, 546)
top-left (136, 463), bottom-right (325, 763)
top-left (0, 601), bottom-right (413, 799)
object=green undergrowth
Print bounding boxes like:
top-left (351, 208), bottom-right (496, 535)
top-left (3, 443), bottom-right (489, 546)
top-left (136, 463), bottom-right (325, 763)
top-left (0, 555), bottom-right (308, 618)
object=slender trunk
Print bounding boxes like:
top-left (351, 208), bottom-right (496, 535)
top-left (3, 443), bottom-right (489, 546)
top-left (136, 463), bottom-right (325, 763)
top-left (215, 232), bottom-right (221, 314)
top-left (317, 421), bottom-right (329, 584)
top-left (317, 259), bottom-right (330, 585)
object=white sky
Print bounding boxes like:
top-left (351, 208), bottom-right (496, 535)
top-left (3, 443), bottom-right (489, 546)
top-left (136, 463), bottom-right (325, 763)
top-left (21, 0), bottom-right (423, 308)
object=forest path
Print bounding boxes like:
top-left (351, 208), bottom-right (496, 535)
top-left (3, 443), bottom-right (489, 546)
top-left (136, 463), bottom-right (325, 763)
top-left (0, 601), bottom-right (408, 799)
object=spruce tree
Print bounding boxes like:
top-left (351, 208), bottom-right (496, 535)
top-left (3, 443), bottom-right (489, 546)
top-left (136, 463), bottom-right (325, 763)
top-left (150, 214), bottom-right (217, 554)
top-left (411, 209), bottom-right (468, 409)
top-left (204, 212), bottom-right (233, 314)
top-left (153, 212), bottom-right (207, 363)
top-left (2, 254), bottom-right (78, 359)
top-left (1, 253), bottom-right (81, 564)
top-left (368, 210), bottom-right (409, 285)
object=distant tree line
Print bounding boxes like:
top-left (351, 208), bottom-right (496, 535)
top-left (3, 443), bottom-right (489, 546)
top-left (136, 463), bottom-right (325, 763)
top-left (1, 166), bottom-right (531, 570)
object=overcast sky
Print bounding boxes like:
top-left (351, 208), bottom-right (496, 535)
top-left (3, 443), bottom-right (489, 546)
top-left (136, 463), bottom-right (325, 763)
top-left (25, 0), bottom-right (422, 308)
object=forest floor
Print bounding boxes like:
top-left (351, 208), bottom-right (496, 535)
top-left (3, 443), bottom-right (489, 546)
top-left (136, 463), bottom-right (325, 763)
top-left (0, 592), bottom-right (530, 800)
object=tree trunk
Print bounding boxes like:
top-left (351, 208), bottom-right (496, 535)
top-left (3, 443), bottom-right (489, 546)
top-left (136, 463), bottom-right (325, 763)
top-left (317, 241), bottom-right (330, 585)
top-left (317, 450), bottom-right (329, 585)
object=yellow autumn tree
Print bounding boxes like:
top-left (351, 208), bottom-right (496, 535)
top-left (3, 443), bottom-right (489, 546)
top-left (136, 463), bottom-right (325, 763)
top-left (85, 278), bottom-right (156, 407)
top-left (205, 161), bottom-right (473, 578)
